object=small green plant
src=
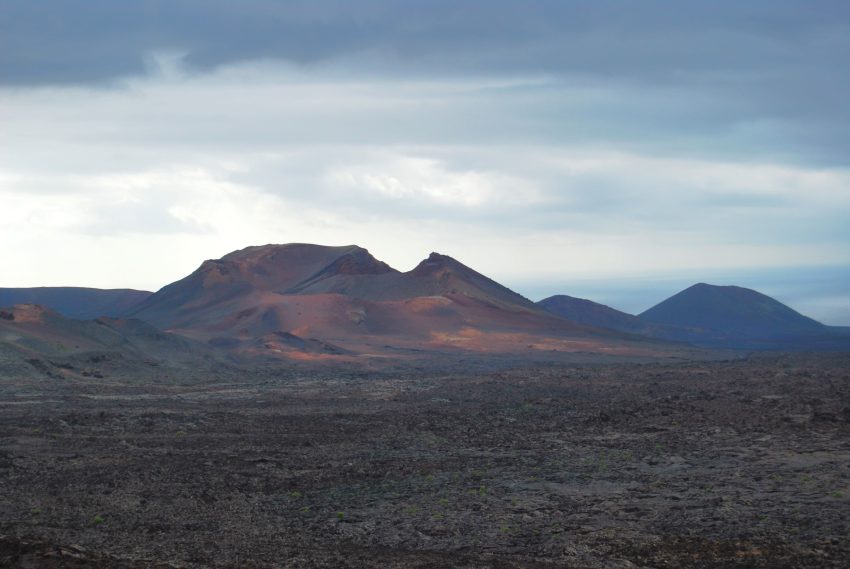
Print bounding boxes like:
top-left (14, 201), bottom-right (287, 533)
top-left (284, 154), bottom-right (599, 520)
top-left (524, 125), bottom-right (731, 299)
top-left (299, 505), bottom-right (311, 513)
top-left (289, 490), bottom-right (302, 499)
top-left (830, 491), bottom-right (844, 498)
top-left (92, 514), bottom-right (105, 525)
top-left (30, 507), bottom-right (42, 515)
top-left (477, 485), bottom-right (487, 496)
top-left (403, 505), bottom-right (419, 515)
top-left (336, 511), bottom-right (345, 520)
top-left (438, 498), bottom-right (449, 507)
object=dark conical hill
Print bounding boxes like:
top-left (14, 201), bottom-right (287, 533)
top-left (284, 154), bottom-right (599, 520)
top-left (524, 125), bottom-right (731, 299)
top-left (639, 283), bottom-right (825, 338)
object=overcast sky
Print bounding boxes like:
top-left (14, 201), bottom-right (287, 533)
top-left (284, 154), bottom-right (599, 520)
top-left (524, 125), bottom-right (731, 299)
top-left (2, 1), bottom-right (849, 323)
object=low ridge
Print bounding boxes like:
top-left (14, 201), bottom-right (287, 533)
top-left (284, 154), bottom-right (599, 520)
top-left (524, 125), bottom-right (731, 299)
top-left (0, 287), bottom-right (151, 319)
top-left (0, 303), bottom-right (218, 379)
top-left (537, 295), bottom-right (646, 333)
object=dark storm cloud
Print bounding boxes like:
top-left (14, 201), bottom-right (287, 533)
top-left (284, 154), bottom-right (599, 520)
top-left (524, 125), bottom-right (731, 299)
top-left (3, 0), bottom-right (849, 83)
top-left (3, 0), bottom-right (850, 165)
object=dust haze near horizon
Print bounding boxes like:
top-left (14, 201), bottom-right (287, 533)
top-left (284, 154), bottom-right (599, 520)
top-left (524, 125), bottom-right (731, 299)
top-left (2, 1), bottom-right (849, 325)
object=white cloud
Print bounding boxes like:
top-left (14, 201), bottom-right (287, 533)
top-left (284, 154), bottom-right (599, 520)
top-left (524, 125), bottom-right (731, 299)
top-left (325, 155), bottom-right (541, 208)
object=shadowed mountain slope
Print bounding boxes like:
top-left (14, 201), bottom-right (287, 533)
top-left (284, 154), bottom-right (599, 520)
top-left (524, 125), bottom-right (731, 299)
top-left (0, 287), bottom-right (151, 319)
top-left (0, 304), bottom-right (223, 380)
top-left (639, 283), bottom-right (826, 338)
top-left (538, 284), bottom-right (850, 351)
top-left (537, 295), bottom-right (647, 334)
top-left (636, 283), bottom-right (850, 350)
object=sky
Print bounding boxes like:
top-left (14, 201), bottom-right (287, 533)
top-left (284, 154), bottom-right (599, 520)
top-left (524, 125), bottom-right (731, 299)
top-left (1, 1), bottom-right (850, 324)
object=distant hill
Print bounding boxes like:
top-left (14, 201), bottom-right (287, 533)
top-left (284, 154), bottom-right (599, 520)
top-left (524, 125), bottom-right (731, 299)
top-left (129, 243), bottom-right (666, 361)
top-left (0, 287), bottom-right (151, 319)
top-left (639, 283), bottom-right (826, 340)
top-left (635, 283), bottom-right (850, 350)
top-left (538, 284), bottom-right (850, 351)
top-left (537, 295), bottom-right (646, 333)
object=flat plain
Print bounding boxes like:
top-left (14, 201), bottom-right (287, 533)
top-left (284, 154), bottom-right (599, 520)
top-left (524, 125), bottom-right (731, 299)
top-left (1, 353), bottom-right (849, 568)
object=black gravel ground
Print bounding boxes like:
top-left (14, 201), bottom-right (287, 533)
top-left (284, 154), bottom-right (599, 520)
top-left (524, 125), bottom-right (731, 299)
top-left (1, 353), bottom-right (849, 568)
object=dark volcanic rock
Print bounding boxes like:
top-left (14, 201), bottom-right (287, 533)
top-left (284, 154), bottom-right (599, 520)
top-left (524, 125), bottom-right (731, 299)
top-left (1, 354), bottom-right (849, 567)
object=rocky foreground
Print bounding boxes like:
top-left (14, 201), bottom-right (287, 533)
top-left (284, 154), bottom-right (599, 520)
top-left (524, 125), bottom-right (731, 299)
top-left (1, 353), bottom-right (849, 568)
